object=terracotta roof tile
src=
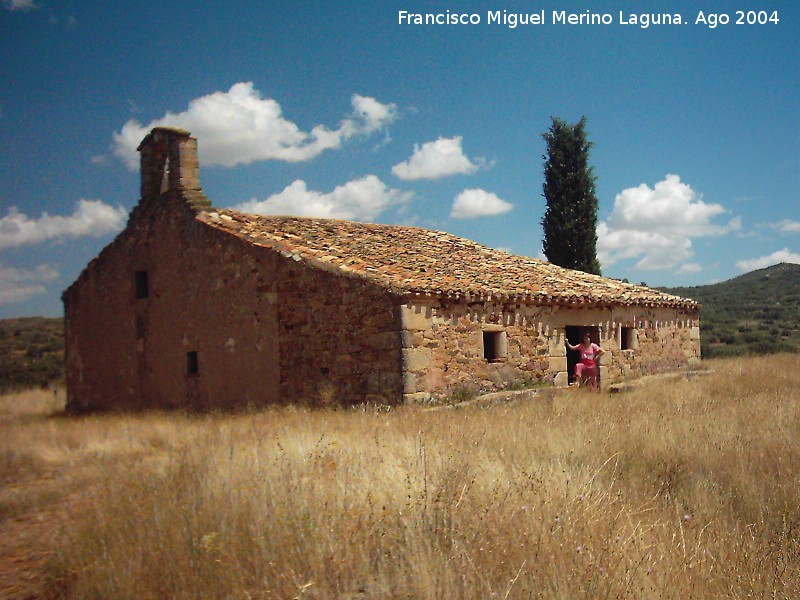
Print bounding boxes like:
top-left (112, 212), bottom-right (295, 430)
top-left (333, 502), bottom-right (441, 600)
top-left (197, 210), bottom-right (698, 310)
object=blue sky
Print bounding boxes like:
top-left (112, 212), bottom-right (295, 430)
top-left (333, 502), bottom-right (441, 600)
top-left (1, 0), bottom-right (797, 318)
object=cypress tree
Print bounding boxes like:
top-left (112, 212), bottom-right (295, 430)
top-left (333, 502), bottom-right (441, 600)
top-left (541, 116), bottom-right (601, 275)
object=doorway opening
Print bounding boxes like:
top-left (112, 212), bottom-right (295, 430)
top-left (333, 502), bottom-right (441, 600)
top-left (565, 325), bottom-right (601, 385)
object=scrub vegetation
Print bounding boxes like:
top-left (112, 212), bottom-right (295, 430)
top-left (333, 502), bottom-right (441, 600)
top-left (663, 262), bottom-right (800, 358)
top-left (1, 354), bottom-right (799, 598)
top-left (0, 317), bottom-right (63, 393)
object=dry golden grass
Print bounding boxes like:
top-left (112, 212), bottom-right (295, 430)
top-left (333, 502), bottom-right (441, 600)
top-left (1, 355), bottom-right (799, 598)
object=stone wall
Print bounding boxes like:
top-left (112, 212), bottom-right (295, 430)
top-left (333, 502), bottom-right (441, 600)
top-left (399, 303), bottom-right (550, 403)
top-left (399, 301), bottom-right (700, 403)
top-left (64, 192), bottom-right (404, 411)
top-left (64, 194), bottom-right (283, 411)
top-left (275, 258), bottom-right (401, 405)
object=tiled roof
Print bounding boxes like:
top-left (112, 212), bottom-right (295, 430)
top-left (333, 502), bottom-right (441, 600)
top-left (197, 210), bottom-right (698, 310)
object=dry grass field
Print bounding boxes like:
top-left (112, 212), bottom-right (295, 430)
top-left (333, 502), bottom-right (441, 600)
top-left (1, 354), bottom-right (799, 599)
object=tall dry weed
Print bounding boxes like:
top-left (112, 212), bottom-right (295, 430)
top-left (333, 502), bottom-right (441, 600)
top-left (6, 354), bottom-right (798, 598)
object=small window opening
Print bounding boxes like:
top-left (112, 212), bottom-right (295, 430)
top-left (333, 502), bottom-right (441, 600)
top-left (186, 351), bottom-right (199, 375)
top-left (483, 331), bottom-right (507, 362)
top-left (135, 271), bottom-right (149, 299)
top-left (161, 157), bottom-right (171, 194)
top-left (621, 327), bottom-right (637, 351)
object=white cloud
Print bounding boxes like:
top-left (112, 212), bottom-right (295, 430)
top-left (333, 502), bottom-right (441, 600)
top-left (450, 188), bottom-right (513, 219)
top-left (350, 95), bottom-right (396, 134)
top-left (0, 264), bottom-right (58, 306)
top-left (3, 0), bottom-right (38, 11)
top-left (0, 200), bottom-right (128, 250)
top-left (736, 249), bottom-right (800, 272)
top-left (111, 83), bottom-right (397, 169)
top-left (598, 174), bottom-right (740, 271)
top-left (392, 136), bottom-right (480, 180)
top-left (775, 220), bottom-right (800, 234)
top-left (231, 175), bottom-right (413, 222)
top-left (677, 263), bottom-right (703, 274)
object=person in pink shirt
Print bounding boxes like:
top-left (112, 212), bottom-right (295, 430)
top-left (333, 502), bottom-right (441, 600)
top-left (566, 331), bottom-right (605, 390)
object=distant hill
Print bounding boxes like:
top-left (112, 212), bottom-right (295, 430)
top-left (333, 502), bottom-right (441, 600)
top-left (0, 317), bottom-right (64, 392)
top-left (662, 263), bottom-right (800, 358)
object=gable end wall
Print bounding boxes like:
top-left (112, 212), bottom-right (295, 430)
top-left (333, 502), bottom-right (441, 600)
top-left (63, 194), bottom-right (405, 410)
top-left (64, 195), bottom-right (283, 410)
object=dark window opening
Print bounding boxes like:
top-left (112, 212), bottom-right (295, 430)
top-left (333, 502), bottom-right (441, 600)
top-left (186, 351), bottom-right (199, 375)
top-left (621, 327), bottom-right (636, 350)
top-left (135, 271), bottom-right (149, 299)
top-left (483, 331), bottom-right (506, 362)
top-left (162, 157), bottom-right (171, 193)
